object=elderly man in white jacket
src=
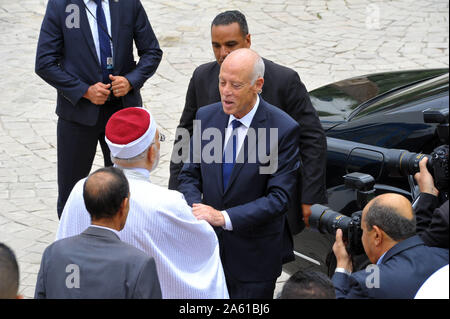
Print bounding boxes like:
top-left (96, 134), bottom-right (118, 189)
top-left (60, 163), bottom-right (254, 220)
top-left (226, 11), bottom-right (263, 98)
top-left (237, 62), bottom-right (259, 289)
top-left (56, 107), bottom-right (229, 299)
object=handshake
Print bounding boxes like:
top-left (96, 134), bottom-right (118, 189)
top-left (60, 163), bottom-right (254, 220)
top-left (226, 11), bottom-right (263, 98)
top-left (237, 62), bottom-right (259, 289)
top-left (83, 75), bottom-right (132, 105)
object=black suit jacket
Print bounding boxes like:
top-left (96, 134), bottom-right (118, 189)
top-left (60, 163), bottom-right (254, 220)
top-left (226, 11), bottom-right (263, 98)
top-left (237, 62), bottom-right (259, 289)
top-left (177, 98), bottom-right (300, 282)
top-left (170, 59), bottom-right (327, 234)
top-left (35, 0), bottom-right (163, 126)
top-left (415, 193), bottom-right (449, 248)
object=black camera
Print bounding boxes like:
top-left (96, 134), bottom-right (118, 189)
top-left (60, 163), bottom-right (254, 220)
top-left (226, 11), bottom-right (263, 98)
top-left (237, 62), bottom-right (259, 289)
top-left (310, 172), bottom-right (376, 256)
top-left (310, 204), bottom-right (364, 256)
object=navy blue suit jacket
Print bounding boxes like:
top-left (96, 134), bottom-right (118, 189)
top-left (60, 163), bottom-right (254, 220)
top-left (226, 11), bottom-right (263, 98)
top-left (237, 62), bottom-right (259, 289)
top-left (35, 0), bottom-right (162, 126)
top-left (178, 98), bottom-right (301, 282)
top-left (332, 235), bottom-right (449, 299)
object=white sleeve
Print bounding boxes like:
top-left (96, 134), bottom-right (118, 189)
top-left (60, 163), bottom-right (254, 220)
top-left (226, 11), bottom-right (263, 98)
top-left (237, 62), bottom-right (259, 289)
top-left (55, 179), bottom-right (91, 241)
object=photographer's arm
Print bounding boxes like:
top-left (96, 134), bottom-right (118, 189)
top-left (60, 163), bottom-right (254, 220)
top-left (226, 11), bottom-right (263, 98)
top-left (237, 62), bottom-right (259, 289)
top-left (414, 158), bottom-right (439, 233)
top-left (414, 158), bottom-right (449, 248)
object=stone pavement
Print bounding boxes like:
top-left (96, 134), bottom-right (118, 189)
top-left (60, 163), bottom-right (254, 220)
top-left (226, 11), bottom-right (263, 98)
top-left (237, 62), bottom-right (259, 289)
top-left (0, 0), bottom-right (448, 299)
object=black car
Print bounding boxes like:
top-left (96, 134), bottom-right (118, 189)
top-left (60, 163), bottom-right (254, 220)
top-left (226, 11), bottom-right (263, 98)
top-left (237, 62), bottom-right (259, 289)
top-left (285, 68), bottom-right (449, 276)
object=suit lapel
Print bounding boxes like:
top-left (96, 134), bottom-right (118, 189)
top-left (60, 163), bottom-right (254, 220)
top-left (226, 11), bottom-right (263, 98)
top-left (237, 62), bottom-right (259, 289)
top-left (224, 98), bottom-right (267, 195)
top-left (108, 0), bottom-right (121, 71)
top-left (216, 108), bottom-right (229, 195)
top-left (76, 0), bottom-right (101, 67)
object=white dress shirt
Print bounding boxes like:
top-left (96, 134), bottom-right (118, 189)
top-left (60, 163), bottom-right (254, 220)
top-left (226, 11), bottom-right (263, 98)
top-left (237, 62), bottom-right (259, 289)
top-left (56, 167), bottom-right (229, 299)
top-left (83, 0), bottom-right (113, 64)
top-left (221, 95), bottom-right (260, 230)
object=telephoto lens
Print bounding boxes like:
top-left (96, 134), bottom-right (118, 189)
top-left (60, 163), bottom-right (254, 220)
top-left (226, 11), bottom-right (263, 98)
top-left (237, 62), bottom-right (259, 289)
top-left (309, 204), bottom-right (352, 237)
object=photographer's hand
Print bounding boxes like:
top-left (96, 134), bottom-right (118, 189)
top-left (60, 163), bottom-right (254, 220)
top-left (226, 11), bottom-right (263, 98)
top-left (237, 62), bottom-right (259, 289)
top-left (333, 229), bottom-right (353, 273)
top-left (414, 157), bottom-right (439, 196)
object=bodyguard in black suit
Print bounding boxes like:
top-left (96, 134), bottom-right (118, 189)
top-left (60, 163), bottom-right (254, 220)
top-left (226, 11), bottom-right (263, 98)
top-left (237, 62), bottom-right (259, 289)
top-left (35, 0), bottom-right (162, 218)
top-left (170, 11), bottom-right (327, 232)
top-left (178, 49), bottom-right (301, 298)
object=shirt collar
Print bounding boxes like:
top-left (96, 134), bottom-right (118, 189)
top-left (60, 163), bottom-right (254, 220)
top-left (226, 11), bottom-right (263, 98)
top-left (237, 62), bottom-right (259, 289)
top-left (113, 164), bottom-right (151, 181)
top-left (228, 95), bottom-right (260, 128)
top-left (377, 251), bottom-right (387, 265)
top-left (84, 0), bottom-right (108, 5)
top-left (89, 224), bottom-right (121, 238)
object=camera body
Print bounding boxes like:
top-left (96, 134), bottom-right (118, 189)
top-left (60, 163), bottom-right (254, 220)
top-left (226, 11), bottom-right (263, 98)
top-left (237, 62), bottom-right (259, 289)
top-left (310, 204), bottom-right (364, 256)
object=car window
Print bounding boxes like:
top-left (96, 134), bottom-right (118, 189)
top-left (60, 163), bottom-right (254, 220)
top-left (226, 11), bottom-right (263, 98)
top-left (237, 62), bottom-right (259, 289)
top-left (350, 74), bottom-right (449, 120)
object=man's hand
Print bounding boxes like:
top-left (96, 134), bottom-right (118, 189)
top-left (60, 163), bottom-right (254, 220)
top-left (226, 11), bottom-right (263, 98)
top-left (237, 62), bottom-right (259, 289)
top-left (110, 75), bottom-right (132, 97)
top-left (302, 203), bottom-right (312, 227)
top-left (414, 157), bottom-right (439, 196)
top-left (332, 229), bottom-right (353, 273)
top-left (192, 203), bottom-right (225, 227)
top-left (83, 82), bottom-right (111, 105)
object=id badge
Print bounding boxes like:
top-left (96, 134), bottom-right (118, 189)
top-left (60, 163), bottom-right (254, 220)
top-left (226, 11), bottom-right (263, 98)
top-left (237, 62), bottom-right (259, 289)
top-left (106, 57), bottom-right (114, 70)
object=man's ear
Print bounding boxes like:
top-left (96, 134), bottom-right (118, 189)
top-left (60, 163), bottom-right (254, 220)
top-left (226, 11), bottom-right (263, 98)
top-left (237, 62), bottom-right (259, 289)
top-left (146, 144), bottom-right (155, 161)
top-left (245, 33), bottom-right (251, 48)
top-left (255, 77), bottom-right (264, 94)
top-left (372, 225), bottom-right (383, 246)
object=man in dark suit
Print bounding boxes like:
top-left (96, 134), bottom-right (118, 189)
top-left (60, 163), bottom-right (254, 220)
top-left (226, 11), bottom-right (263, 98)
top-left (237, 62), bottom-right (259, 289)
top-left (35, 0), bottom-right (163, 218)
top-left (178, 48), bottom-right (301, 298)
top-left (170, 10), bottom-right (327, 232)
top-left (35, 166), bottom-right (162, 299)
top-left (332, 193), bottom-right (448, 299)
top-left (414, 157), bottom-right (449, 248)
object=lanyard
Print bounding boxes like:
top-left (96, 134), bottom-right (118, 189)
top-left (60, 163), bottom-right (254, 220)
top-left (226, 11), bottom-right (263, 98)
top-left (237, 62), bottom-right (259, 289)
top-left (83, 1), bottom-right (113, 43)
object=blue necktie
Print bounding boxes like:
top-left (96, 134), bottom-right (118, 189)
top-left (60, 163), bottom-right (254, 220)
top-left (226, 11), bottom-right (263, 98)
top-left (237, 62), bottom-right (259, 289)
top-left (95, 0), bottom-right (113, 83)
top-left (222, 120), bottom-right (242, 190)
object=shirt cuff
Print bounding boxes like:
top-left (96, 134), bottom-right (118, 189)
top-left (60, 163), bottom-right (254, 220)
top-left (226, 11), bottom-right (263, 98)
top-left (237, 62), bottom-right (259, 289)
top-left (221, 210), bottom-right (233, 231)
top-left (335, 267), bottom-right (352, 276)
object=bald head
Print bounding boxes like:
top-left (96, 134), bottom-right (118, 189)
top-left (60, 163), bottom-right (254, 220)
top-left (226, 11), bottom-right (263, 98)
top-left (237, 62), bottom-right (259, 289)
top-left (222, 48), bottom-right (264, 84)
top-left (363, 193), bottom-right (416, 242)
top-left (83, 167), bottom-right (130, 221)
top-left (219, 48), bottom-right (265, 119)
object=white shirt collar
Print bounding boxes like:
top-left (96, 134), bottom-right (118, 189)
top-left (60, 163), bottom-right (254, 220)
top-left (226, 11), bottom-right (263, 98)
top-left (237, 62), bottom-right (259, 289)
top-left (228, 95), bottom-right (260, 128)
top-left (89, 224), bottom-right (121, 238)
top-left (84, 0), bottom-right (108, 4)
top-left (113, 164), bottom-right (151, 181)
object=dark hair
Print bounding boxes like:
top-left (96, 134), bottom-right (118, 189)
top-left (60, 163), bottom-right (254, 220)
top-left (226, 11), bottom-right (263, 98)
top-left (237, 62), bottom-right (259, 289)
top-left (211, 10), bottom-right (249, 37)
top-left (280, 270), bottom-right (336, 299)
top-left (364, 199), bottom-right (416, 241)
top-left (0, 243), bottom-right (19, 298)
top-left (83, 167), bottom-right (129, 220)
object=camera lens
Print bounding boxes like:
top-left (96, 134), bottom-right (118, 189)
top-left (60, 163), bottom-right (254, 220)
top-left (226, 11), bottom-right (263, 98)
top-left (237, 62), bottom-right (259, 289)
top-left (310, 204), bottom-right (352, 237)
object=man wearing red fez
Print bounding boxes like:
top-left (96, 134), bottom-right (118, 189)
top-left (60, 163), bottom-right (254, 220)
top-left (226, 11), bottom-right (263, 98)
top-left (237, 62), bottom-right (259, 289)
top-left (56, 107), bottom-right (229, 299)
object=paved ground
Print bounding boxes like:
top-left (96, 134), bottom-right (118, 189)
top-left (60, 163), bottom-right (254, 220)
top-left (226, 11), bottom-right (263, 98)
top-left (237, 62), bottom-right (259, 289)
top-left (0, 0), bottom-right (448, 299)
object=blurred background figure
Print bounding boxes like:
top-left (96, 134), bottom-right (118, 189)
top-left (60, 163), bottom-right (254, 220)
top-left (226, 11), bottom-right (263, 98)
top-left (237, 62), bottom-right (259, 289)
top-left (0, 243), bottom-right (22, 299)
top-left (279, 270), bottom-right (335, 299)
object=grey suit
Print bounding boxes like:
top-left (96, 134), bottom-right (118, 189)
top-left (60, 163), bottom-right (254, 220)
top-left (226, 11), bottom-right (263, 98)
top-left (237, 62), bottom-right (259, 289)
top-left (35, 227), bottom-right (162, 299)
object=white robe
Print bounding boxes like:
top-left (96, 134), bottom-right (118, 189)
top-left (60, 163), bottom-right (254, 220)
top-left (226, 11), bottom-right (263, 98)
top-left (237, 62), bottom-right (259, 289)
top-left (56, 168), bottom-right (229, 299)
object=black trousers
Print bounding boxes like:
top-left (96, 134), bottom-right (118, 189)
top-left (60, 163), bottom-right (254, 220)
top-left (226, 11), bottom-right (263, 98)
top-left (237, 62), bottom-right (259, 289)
top-left (56, 102), bottom-right (122, 218)
top-left (225, 272), bottom-right (276, 299)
